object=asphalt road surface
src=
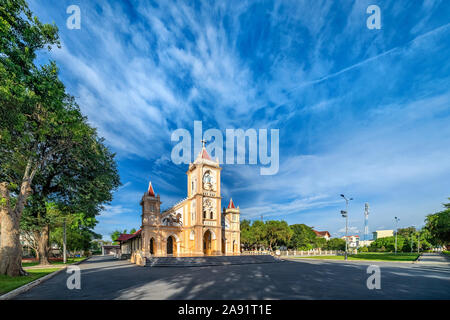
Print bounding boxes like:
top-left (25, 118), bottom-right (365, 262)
top-left (14, 254), bottom-right (450, 300)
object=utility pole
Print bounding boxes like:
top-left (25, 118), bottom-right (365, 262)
top-left (394, 217), bottom-right (400, 255)
top-left (63, 217), bottom-right (67, 264)
top-left (340, 194), bottom-right (353, 261)
top-left (364, 203), bottom-right (369, 241)
top-left (417, 231), bottom-right (421, 254)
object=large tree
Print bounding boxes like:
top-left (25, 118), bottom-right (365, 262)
top-left (0, 0), bottom-right (60, 276)
top-left (289, 224), bottom-right (317, 250)
top-left (19, 105), bottom-right (120, 265)
top-left (264, 220), bottom-right (292, 250)
top-left (0, 1), bottom-right (120, 275)
top-left (424, 199), bottom-right (450, 247)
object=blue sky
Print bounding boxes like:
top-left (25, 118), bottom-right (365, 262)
top-left (30, 0), bottom-right (450, 240)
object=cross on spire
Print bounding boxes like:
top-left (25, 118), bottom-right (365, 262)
top-left (201, 139), bottom-right (207, 148)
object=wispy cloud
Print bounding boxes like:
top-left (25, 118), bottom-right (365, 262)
top-left (29, 0), bottom-right (450, 239)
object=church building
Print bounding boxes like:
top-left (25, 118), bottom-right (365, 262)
top-left (119, 144), bottom-right (240, 258)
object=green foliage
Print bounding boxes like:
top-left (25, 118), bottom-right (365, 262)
top-left (324, 238), bottom-right (346, 251)
top-left (0, 0), bottom-right (120, 268)
top-left (359, 246), bottom-right (369, 252)
top-left (240, 219), bottom-right (255, 249)
top-left (111, 229), bottom-right (128, 244)
top-left (265, 220), bottom-right (292, 250)
top-left (289, 224), bottom-right (317, 250)
top-left (424, 199), bottom-right (450, 247)
top-left (369, 236), bottom-right (405, 252)
top-left (397, 226), bottom-right (417, 238)
top-left (239, 220), bottom-right (292, 250)
top-left (50, 214), bottom-right (102, 253)
top-left (240, 220), bottom-right (330, 251)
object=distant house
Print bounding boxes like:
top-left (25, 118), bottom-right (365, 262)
top-left (372, 230), bottom-right (394, 240)
top-left (313, 230), bottom-right (331, 241)
top-left (116, 229), bottom-right (142, 258)
top-left (341, 235), bottom-right (360, 248)
top-left (101, 245), bottom-right (120, 256)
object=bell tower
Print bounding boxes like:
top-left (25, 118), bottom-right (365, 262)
top-left (223, 198), bottom-right (240, 254)
top-left (140, 181), bottom-right (161, 227)
top-left (187, 140), bottom-right (222, 255)
top-left (140, 181), bottom-right (161, 257)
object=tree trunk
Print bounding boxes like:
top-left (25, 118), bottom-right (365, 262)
top-left (0, 183), bottom-right (27, 276)
top-left (36, 225), bottom-right (51, 265)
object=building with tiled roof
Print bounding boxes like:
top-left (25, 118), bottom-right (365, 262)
top-left (313, 230), bottom-right (331, 241)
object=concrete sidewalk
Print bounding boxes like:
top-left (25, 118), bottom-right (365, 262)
top-left (417, 253), bottom-right (450, 265)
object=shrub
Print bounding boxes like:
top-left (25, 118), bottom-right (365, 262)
top-left (359, 246), bottom-right (369, 252)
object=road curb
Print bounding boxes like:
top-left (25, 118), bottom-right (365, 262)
top-left (0, 256), bottom-right (91, 301)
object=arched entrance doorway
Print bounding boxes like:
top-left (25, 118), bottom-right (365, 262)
top-left (233, 240), bottom-right (236, 253)
top-left (150, 238), bottom-right (155, 255)
top-left (203, 230), bottom-right (212, 255)
top-left (167, 236), bottom-right (176, 255)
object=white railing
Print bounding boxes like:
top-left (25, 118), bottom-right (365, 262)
top-left (242, 249), bottom-right (353, 256)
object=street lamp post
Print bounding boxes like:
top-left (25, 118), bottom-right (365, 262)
top-left (63, 217), bottom-right (67, 264)
top-left (417, 231), bottom-right (421, 254)
top-left (340, 194), bottom-right (353, 261)
top-left (394, 217), bottom-right (400, 255)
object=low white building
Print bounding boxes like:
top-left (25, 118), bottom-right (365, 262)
top-left (341, 235), bottom-right (360, 248)
top-left (372, 230), bottom-right (394, 240)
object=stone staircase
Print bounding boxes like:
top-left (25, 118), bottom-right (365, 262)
top-left (145, 255), bottom-right (281, 267)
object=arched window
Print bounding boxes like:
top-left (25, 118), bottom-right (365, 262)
top-left (210, 211), bottom-right (214, 219)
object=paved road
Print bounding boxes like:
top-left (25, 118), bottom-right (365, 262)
top-left (14, 255), bottom-right (450, 300)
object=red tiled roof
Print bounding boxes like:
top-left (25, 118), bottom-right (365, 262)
top-left (116, 229), bottom-right (142, 242)
top-left (201, 147), bottom-right (212, 160)
top-left (148, 181), bottom-right (155, 197)
top-left (314, 230), bottom-right (331, 237)
top-left (228, 198), bottom-right (236, 209)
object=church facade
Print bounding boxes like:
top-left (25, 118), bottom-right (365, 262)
top-left (126, 145), bottom-right (240, 258)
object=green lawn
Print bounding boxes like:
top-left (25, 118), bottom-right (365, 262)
top-left (292, 252), bottom-right (420, 262)
top-left (22, 257), bottom-right (86, 267)
top-left (0, 268), bottom-right (60, 295)
top-left (443, 251), bottom-right (450, 257)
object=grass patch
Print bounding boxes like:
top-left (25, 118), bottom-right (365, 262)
top-left (351, 253), bottom-right (420, 261)
top-left (22, 257), bottom-right (86, 267)
top-left (292, 252), bottom-right (420, 262)
top-left (443, 251), bottom-right (450, 257)
top-left (0, 268), bottom-right (60, 295)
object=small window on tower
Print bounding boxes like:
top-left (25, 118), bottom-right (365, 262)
top-left (203, 211), bottom-right (206, 219)
top-left (210, 211), bottom-right (213, 219)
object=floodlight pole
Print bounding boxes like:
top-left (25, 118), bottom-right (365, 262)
top-left (417, 231), bottom-right (421, 254)
top-left (345, 211), bottom-right (348, 260)
top-left (394, 217), bottom-right (400, 255)
top-left (340, 194), bottom-right (353, 261)
top-left (63, 217), bottom-right (67, 264)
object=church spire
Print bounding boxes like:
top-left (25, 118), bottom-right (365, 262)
top-left (228, 198), bottom-right (236, 209)
top-left (148, 181), bottom-right (155, 197)
top-left (197, 139), bottom-right (212, 160)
